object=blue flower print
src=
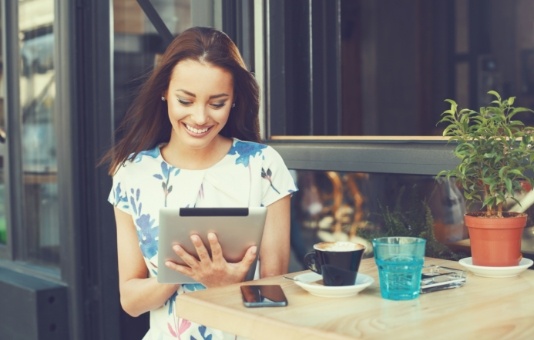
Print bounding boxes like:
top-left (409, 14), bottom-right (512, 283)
top-left (130, 188), bottom-right (158, 259)
top-left (152, 161), bottom-right (180, 206)
top-left (166, 291), bottom-right (178, 316)
top-left (136, 213), bottom-right (158, 258)
top-left (196, 325), bottom-right (213, 340)
top-left (228, 141), bottom-right (266, 167)
top-left (148, 260), bottom-right (158, 277)
top-left (133, 147), bottom-right (160, 163)
top-left (183, 283), bottom-right (206, 292)
top-left (112, 182), bottom-right (129, 209)
top-left (261, 167), bottom-right (280, 194)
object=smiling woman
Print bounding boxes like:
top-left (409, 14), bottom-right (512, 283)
top-left (102, 26), bottom-right (297, 340)
top-left (161, 59), bottom-right (234, 164)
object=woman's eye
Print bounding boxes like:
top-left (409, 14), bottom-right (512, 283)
top-left (178, 99), bottom-right (192, 106)
top-left (210, 102), bottom-right (226, 109)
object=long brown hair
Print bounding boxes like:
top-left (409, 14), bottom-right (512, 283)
top-left (102, 27), bottom-right (260, 175)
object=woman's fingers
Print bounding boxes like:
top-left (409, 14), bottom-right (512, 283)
top-left (166, 240), bottom-right (211, 281)
top-left (191, 234), bottom-right (211, 263)
top-left (171, 243), bottom-right (198, 267)
top-left (165, 257), bottom-right (193, 276)
top-left (208, 233), bottom-right (256, 272)
top-left (241, 245), bottom-right (258, 267)
top-left (165, 244), bottom-right (195, 275)
top-left (166, 233), bottom-right (259, 287)
top-left (207, 233), bottom-right (223, 263)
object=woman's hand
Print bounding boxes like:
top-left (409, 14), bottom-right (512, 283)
top-left (165, 233), bottom-right (258, 288)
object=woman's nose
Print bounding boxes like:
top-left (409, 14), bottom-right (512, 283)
top-left (190, 105), bottom-right (208, 125)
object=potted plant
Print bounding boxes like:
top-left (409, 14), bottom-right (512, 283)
top-left (437, 90), bottom-right (534, 267)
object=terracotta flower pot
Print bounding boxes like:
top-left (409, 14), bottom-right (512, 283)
top-left (464, 212), bottom-right (526, 267)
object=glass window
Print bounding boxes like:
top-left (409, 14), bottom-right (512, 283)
top-left (19, 0), bottom-right (59, 265)
top-left (290, 169), bottom-right (534, 270)
top-left (113, 0), bottom-right (192, 125)
top-left (289, 169), bottom-right (534, 271)
top-left (267, 0), bottom-right (534, 137)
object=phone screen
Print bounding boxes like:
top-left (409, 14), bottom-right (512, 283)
top-left (240, 284), bottom-right (288, 307)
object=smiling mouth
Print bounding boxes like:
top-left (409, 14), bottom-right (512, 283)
top-left (184, 124), bottom-right (210, 134)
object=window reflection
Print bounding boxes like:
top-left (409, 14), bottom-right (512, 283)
top-left (113, 0), bottom-right (191, 125)
top-left (290, 169), bottom-right (534, 271)
top-left (19, 0), bottom-right (59, 265)
top-left (290, 170), bottom-right (473, 270)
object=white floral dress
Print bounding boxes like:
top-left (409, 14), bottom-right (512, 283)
top-left (108, 138), bottom-right (297, 339)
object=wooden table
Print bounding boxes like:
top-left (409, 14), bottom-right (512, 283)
top-left (175, 257), bottom-right (534, 339)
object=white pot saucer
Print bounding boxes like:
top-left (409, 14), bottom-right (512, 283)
top-left (458, 257), bottom-right (533, 278)
top-left (293, 272), bottom-right (374, 298)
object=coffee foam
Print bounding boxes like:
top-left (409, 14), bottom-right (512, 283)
top-left (314, 241), bottom-right (364, 252)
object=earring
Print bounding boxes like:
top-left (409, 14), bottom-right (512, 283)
top-left (232, 103), bottom-right (235, 108)
top-left (161, 96), bottom-right (166, 102)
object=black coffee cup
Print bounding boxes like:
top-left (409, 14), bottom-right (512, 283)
top-left (303, 241), bottom-right (365, 286)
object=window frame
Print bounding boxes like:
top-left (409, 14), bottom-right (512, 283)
top-left (266, 136), bottom-right (458, 175)
top-left (259, 1), bottom-right (458, 175)
top-left (1, 0), bottom-right (23, 261)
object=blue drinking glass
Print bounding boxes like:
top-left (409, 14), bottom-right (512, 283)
top-left (372, 237), bottom-right (426, 300)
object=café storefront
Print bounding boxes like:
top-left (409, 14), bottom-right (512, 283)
top-left (1, 1), bottom-right (534, 339)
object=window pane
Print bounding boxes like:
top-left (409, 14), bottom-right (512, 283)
top-left (113, 0), bottom-right (192, 125)
top-left (270, 0), bottom-right (534, 137)
top-left (290, 169), bottom-right (534, 271)
top-left (289, 170), bottom-right (474, 270)
top-left (19, 0), bottom-right (59, 265)
top-left (0, 4), bottom-right (5, 246)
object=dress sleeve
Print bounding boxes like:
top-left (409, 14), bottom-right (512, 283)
top-left (107, 163), bottom-right (132, 215)
top-left (260, 146), bottom-right (298, 207)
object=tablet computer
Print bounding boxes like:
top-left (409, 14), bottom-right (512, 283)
top-left (157, 207), bottom-right (267, 284)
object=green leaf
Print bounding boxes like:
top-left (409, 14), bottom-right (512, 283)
top-left (434, 90), bottom-right (534, 217)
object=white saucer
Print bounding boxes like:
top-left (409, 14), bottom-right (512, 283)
top-left (459, 257), bottom-right (533, 278)
top-left (293, 272), bottom-right (374, 298)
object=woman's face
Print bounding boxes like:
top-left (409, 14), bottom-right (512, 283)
top-left (164, 59), bottom-right (234, 150)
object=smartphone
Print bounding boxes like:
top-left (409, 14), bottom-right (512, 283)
top-left (240, 284), bottom-right (288, 308)
top-left (420, 265), bottom-right (466, 294)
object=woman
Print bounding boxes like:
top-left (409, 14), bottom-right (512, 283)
top-left (104, 27), bottom-right (297, 339)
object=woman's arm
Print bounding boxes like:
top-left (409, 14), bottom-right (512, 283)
top-left (259, 195), bottom-right (292, 278)
top-left (115, 207), bottom-right (179, 317)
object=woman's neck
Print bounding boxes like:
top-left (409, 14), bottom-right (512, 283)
top-left (161, 135), bottom-right (232, 170)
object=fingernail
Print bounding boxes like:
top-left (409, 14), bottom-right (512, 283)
top-left (251, 246), bottom-right (257, 255)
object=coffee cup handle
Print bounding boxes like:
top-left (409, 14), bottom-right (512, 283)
top-left (303, 251), bottom-right (321, 274)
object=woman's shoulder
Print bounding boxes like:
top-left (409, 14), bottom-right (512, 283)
top-left (228, 138), bottom-right (281, 160)
top-left (226, 138), bottom-right (286, 168)
top-left (229, 138), bottom-right (277, 155)
top-left (114, 145), bottom-right (163, 175)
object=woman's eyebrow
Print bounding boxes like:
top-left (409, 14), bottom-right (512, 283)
top-left (176, 89), bottom-right (195, 97)
top-left (175, 89), bottom-right (230, 100)
top-left (209, 93), bottom-right (230, 99)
